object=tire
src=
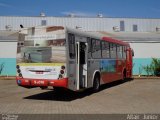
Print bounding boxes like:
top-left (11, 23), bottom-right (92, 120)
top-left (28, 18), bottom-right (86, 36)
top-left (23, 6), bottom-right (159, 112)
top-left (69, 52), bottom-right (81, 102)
top-left (122, 70), bottom-right (126, 81)
top-left (93, 74), bottom-right (100, 92)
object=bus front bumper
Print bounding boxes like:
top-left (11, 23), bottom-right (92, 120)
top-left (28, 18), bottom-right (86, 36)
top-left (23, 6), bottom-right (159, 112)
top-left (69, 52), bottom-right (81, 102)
top-left (16, 77), bottom-right (68, 88)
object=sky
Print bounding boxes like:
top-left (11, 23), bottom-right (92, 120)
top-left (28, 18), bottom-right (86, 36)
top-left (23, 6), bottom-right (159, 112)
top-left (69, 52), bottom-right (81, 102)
top-left (0, 0), bottom-right (160, 18)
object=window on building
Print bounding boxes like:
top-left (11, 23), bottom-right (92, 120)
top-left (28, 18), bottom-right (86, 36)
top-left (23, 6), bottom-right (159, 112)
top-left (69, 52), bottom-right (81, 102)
top-left (28, 27), bottom-right (35, 35)
top-left (133, 24), bottom-right (138, 32)
top-left (41, 20), bottom-right (47, 26)
top-left (120, 21), bottom-right (125, 31)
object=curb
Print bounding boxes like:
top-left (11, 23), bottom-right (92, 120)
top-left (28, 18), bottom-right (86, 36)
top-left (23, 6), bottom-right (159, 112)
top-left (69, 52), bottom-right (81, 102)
top-left (0, 76), bottom-right (16, 80)
top-left (133, 76), bottom-right (160, 80)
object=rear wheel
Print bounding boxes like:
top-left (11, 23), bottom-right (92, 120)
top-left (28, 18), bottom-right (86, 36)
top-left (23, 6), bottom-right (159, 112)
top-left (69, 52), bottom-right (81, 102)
top-left (93, 74), bottom-right (100, 92)
top-left (122, 69), bottom-right (126, 80)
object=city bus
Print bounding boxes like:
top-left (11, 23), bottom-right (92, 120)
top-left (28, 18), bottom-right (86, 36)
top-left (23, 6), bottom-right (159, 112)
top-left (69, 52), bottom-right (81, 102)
top-left (16, 26), bottom-right (133, 92)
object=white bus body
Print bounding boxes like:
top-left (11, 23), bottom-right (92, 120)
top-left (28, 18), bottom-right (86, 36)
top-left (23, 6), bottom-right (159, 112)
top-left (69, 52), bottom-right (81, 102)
top-left (16, 26), bottom-right (132, 91)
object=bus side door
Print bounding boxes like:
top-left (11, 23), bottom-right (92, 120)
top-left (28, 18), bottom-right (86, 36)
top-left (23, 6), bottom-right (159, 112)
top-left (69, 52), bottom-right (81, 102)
top-left (76, 38), bottom-right (88, 90)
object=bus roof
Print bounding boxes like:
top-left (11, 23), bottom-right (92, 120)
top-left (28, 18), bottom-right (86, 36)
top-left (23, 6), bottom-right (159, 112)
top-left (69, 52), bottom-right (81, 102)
top-left (102, 37), bottom-right (130, 46)
top-left (66, 27), bottom-right (130, 46)
top-left (19, 26), bottom-right (130, 46)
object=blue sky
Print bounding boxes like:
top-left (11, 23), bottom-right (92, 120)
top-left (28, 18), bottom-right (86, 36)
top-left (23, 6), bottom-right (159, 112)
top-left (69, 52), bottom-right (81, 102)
top-left (0, 0), bottom-right (160, 18)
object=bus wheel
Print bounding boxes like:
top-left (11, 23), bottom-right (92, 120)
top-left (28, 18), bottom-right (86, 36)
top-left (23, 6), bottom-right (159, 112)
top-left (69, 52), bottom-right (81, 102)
top-left (122, 69), bottom-right (126, 81)
top-left (93, 74), bottom-right (100, 92)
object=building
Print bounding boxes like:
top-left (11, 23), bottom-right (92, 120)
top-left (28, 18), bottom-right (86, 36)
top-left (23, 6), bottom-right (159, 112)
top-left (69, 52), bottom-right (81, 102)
top-left (0, 15), bottom-right (160, 76)
top-left (0, 31), bottom-right (17, 76)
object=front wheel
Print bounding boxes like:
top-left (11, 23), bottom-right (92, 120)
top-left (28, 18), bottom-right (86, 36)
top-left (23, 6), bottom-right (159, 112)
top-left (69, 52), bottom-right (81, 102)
top-left (93, 75), bottom-right (100, 92)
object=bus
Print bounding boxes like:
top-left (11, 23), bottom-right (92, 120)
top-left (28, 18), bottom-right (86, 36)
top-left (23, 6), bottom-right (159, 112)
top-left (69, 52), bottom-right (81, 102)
top-left (16, 26), bottom-right (133, 92)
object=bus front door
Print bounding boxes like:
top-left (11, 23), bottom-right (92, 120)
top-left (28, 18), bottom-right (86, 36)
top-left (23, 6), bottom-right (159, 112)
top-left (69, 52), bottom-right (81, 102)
top-left (126, 48), bottom-right (132, 78)
top-left (76, 42), bottom-right (88, 90)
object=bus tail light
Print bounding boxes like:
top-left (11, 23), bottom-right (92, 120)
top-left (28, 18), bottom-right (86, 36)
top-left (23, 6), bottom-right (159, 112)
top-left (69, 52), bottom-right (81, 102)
top-left (60, 70), bottom-right (64, 74)
top-left (17, 69), bottom-right (21, 73)
top-left (61, 65), bottom-right (65, 70)
top-left (16, 65), bottom-right (20, 69)
top-left (17, 65), bottom-right (23, 78)
top-left (59, 74), bottom-right (63, 79)
top-left (58, 65), bottom-right (66, 79)
top-left (19, 73), bottom-right (23, 77)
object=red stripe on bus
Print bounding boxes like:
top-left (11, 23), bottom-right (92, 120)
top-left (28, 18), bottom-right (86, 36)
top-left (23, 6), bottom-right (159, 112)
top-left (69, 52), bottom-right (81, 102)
top-left (16, 77), bottom-right (68, 88)
top-left (102, 37), bottom-right (129, 46)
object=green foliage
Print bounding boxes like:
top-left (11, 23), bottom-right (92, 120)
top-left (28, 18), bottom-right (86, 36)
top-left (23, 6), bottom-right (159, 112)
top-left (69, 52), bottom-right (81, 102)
top-left (143, 58), bottom-right (160, 76)
top-left (143, 65), bottom-right (152, 76)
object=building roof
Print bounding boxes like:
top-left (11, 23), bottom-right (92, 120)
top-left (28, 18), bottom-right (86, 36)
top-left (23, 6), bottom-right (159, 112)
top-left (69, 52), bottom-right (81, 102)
top-left (0, 30), bottom-right (18, 42)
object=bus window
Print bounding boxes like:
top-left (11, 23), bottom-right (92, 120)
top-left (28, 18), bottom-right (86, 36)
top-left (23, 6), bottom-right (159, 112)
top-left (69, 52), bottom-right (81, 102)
top-left (117, 45), bottom-right (120, 58)
top-left (68, 33), bottom-right (75, 59)
top-left (92, 39), bottom-right (101, 58)
top-left (110, 43), bottom-right (116, 58)
top-left (87, 37), bottom-right (92, 59)
top-left (102, 41), bottom-right (110, 58)
top-left (123, 46), bottom-right (126, 59)
top-left (117, 45), bottom-right (123, 59)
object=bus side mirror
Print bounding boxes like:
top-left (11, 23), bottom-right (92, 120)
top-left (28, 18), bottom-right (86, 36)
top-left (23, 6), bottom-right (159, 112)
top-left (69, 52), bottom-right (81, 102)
top-left (132, 49), bottom-right (134, 57)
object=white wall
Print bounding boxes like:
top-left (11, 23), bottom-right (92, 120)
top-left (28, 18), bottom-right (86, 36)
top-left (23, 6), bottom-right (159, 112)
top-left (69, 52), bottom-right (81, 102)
top-left (131, 43), bottom-right (160, 58)
top-left (0, 42), bottom-right (17, 58)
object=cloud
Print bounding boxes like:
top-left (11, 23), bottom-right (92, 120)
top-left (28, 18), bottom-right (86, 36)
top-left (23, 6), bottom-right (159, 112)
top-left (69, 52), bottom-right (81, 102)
top-left (0, 2), bottom-right (12, 7)
top-left (61, 11), bottom-right (100, 17)
top-left (150, 8), bottom-right (160, 13)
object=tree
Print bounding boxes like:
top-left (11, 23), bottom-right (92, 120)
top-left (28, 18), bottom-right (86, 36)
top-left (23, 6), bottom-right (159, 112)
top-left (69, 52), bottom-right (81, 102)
top-left (143, 58), bottom-right (160, 76)
top-left (151, 58), bottom-right (160, 76)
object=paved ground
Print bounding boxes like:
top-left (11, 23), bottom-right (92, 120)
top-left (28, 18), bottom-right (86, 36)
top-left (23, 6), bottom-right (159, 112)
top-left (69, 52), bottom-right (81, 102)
top-left (0, 79), bottom-right (160, 114)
